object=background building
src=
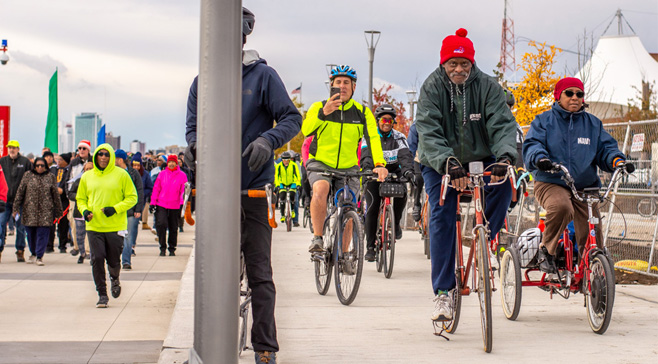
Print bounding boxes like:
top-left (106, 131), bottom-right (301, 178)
top-left (130, 139), bottom-right (146, 155)
top-left (58, 123), bottom-right (74, 154)
top-left (74, 112), bottom-right (102, 150)
top-left (105, 131), bottom-right (121, 151)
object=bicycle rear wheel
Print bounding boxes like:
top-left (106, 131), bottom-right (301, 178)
top-left (637, 198), bottom-right (657, 218)
top-left (475, 226), bottom-right (493, 353)
top-left (375, 207), bottom-right (384, 273)
top-left (500, 247), bottom-right (522, 320)
top-left (383, 204), bottom-right (396, 279)
top-left (586, 253), bottom-right (615, 334)
top-left (238, 257), bottom-right (250, 355)
top-left (334, 209), bottom-right (365, 305)
top-left (314, 219), bottom-right (333, 295)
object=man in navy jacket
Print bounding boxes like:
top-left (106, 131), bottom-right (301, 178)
top-left (523, 77), bottom-right (633, 273)
top-left (184, 7), bottom-right (301, 364)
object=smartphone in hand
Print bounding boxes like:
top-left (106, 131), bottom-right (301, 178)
top-left (330, 87), bottom-right (341, 101)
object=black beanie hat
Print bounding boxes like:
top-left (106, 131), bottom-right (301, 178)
top-left (60, 152), bottom-right (72, 164)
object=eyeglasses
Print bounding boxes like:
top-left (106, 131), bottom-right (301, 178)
top-left (35, 164), bottom-right (46, 168)
top-left (563, 90), bottom-right (585, 98)
top-left (97, 151), bottom-right (110, 157)
top-left (380, 118), bottom-right (394, 124)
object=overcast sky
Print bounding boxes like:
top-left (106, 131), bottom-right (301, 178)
top-left (0, 0), bottom-right (656, 154)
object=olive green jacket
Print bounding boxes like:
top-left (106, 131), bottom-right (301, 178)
top-left (416, 64), bottom-right (517, 174)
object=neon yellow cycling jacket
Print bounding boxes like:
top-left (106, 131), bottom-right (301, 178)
top-left (302, 99), bottom-right (386, 169)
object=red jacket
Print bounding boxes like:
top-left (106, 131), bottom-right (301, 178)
top-left (151, 167), bottom-right (187, 210)
top-left (0, 166), bottom-right (8, 203)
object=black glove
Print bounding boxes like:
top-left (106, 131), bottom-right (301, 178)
top-left (184, 142), bottom-right (196, 172)
top-left (536, 158), bottom-right (554, 172)
top-left (242, 136), bottom-right (272, 172)
top-left (0, 201), bottom-right (5, 213)
top-left (403, 170), bottom-right (416, 185)
top-left (83, 210), bottom-right (93, 222)
top-left (149, 205), bottom-right (156, 214)
top-left (103, 206), bottom-right (117, 217)
top-left (622, 162), bottom-right (635, 173)
top-left (448, 165), bottom-right (467, 181)
top-left (491, 159), bottom-right (510, 177)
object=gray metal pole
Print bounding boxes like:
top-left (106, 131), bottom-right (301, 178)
top-left (364, 31), bottom-right (380, 110)
top-left (191, 0), bottom-right (242, 363)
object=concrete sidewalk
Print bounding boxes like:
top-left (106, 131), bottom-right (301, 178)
top-left (163, 218), bottom-right (658, 364)
top-left (0, 220), bottom-right (194, 364)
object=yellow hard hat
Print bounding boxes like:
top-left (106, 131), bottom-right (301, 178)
top-left (6, 140), bottom-right (19, 148)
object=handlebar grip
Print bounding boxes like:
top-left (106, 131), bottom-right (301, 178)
top-left (247, 190), bottom-right (267, 198)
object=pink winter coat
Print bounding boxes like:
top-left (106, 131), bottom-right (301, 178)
top-left (302, 136), bottom-right (313, 167)
top-left (151, 167), bottom-right (188, 210)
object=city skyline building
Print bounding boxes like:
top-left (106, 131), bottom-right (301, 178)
top-left (105, 131), bottom-right (121, 151)
top-left (130, 139), bottom-right (146, 155)
top-left (58, 122), bottom-right (74, 154)
top-left (73, 112), bottom-right (102, 150)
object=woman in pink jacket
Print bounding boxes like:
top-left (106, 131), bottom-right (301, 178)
top-left (151, 154), bottom-right (187, 256)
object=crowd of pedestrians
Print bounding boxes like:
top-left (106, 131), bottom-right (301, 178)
top-left (0, 139), bottom-right (192, 308)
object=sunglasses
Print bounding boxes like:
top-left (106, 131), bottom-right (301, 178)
top-left (97, 151), bottom-right (111, 157)
top-left (563, 90), bottom-right (585, 98)
top-left (35, 164), bottom-right (46, 168)
top-left (380, 118), bottom-right (394, 124)
top-left (78, 147), bottom-right (89, 150)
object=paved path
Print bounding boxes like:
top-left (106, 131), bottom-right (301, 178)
top-left (2, 214), bottom-right (658, 364)
top-left (0, 220), bottom-right (193, 364)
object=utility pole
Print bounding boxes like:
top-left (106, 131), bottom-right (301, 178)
top-left (364, 30), bottom-right (381, 110)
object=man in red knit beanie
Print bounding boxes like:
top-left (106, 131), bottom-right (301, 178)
top-left (415, 28), bottom-right (518, 324)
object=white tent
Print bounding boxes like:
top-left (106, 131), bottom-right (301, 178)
top-left (575, 35), bottom-right (658, 118)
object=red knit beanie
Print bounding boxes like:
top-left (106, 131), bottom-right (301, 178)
top-left (167, 154), bottom-right (178, 164)
top-left (440, 28), bottom-right (475, 65)
top-left (554, 77), bottom-right (584, 101)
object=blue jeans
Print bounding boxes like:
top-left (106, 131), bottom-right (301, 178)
top-left (122, 215), bottom-right (140, 265)
top-left (422, 163), bottom-right (511, 294)
top-left (0, 203), bottom-right (26, 252)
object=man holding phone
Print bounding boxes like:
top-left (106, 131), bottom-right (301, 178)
top-left (302, 65), bottom-right (388, 253)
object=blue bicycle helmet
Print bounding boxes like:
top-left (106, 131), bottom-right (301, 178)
top-left (330, 65), bottom-right (357, 82)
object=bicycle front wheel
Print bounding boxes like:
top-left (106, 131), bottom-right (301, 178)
top-left (637, 198), bottom-right (657, 218)
top-left (475, 226), bottom-right (493, 353)
top-left (334, 209), bottom-right (365, 305)
top-left (586, 253), bottom-right (615, 334)
top-left (383, 204), bottom-right (396, 279)
top-left (314, 219), bottom-right (333, 295)
top-left (285, 202), bottom-right (292, 232)
top-left (442, 250), bottom-right (462, 334)
top-left (500, 247), bottom-right (522, 320)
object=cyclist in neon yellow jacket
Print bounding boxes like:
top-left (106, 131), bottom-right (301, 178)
top-left (302, 64), bottom-right (388, 253)
top-left (274, 151), bottom-right (301, 225)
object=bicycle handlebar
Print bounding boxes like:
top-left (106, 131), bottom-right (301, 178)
top-left (439, 163), bottom-right (517, 206)
top-left (550, 163), bottom-right (625, 203)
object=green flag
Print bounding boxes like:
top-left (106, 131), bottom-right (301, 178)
top-left (45, 69), bottom-right (58, 153)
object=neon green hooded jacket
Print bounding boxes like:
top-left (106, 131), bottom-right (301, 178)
top-left (76, 144), bottom-right (138, 232)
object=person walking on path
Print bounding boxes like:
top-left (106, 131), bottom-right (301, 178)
top-left (76, 144), bottom-right (138, 308)
top-left (0, 140), bottom-right (32, 262)
top-left (67, 140), bottom-right (93, 256)
top-left (13, 157), bottom-right (63, 266)
top-left (150, 154), bottom-right (187, 256)
top-left (49, 153), bottom-right (72, 253)
top-left (115, 149), bottom-right (144, 269)
top-left (184, 8), bottom-right (302, 363)
top-left (131, 153), bottom-right (153, 245)
top-left (68, 161), bottom-right (94, 264)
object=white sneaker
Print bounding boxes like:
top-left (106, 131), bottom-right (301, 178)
top-left (36, 258), bottom-right (45, 266)
top-left (431, 293), bottom-right (453, 321)
top-left (27, 255), bottom-right (37, 264)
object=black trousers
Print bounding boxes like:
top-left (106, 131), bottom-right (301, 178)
top-left (278, 189), bottom-right (296, 216)
top-left (413, 161), bottom-right (425, 207)
top-left (241, 195), bottom-right (278, 352)
top-left (364, 181), bottom-right (407, 249)
top-left (57, 215), bottom-right (70, 248)
top-left (155, 206), bottom-right (180, 253)
top-left (88, 231), bottom-right (123, 297)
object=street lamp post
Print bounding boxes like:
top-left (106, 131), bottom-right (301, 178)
top-left (406, 90), bottom-right (417, 121)
top-left (1, 40), bottom-right (9, 65)
top-left (364, 30), bottom-right (381, 110)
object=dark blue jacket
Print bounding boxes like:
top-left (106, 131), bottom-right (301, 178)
top-left (141, 170), bottom-right (153, 200)
top-left (185, 51), bottom-right (302, 190)
top-left (407, 123), bottom-right (419, 157)
top-left (523, 103), bottom-right (624, 190)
